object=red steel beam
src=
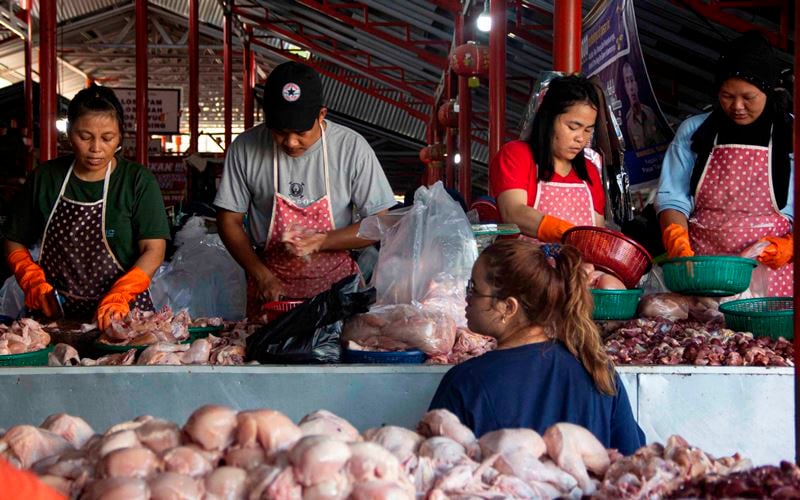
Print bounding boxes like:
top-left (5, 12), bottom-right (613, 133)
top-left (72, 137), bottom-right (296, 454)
top-left (189, 0), bottom-right (199, 153)
top-left (430, 0), bottom-right (461, 13)
top-left (235, 7), bottom-right (433, 105)
top-left (291, 0), bottom-right (448, 69)
top-left (39, 0), bottom-right (57, 162)
top-left (488, 0), bottom-right (507, 163)
top-left (553, 0), bottom-right (581, 73)
top-left (135, 0), bottom-right (149, 165)
top-left (243, 24), bottom-right (255, 131)
top-left (794, 0), bottom-right (799, 465)
top-left (676, 0), bottom-right (789, 50)
top-left (250, 38), bottom-right (428, 121)
top-left (21, 0), bottom-right (33, 172)
top-left (456, 13), bottom-right (472, 205)
top-left (224, 0), bottom-right (233, 148)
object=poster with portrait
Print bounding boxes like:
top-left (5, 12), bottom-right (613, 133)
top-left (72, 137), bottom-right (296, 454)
top-left (581, 0), bottom-right (673, 188)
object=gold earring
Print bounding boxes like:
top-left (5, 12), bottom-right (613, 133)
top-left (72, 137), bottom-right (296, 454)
top-left (501, 316), bottom-right (506, 324)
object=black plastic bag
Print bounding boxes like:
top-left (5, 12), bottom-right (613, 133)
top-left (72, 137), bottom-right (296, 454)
top-left (245, 275), bottom-right (375, 364)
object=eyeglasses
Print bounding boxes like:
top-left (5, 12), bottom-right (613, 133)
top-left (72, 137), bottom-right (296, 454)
top-left (466, 279), bottom-right (497, 299)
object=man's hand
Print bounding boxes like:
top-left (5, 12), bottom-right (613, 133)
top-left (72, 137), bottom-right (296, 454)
top-left (286, 232), bottom-right (327, 257)
top-left (253, 267), bottom-right (285, 302)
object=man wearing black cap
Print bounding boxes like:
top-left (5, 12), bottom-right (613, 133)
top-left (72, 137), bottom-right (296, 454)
top-left (214, 61), bottom-right (395, 313)
top-left (656, 31), bottom-right (794, 296)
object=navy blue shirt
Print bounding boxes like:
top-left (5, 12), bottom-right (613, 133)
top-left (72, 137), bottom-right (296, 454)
top-left (429, 341), bottom-right (645, 455)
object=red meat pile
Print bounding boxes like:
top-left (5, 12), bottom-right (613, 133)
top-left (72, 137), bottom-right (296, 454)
top-left (669, 461), bottom-right (800, 499)
top-left (603, 318), bottom-right (793, 366)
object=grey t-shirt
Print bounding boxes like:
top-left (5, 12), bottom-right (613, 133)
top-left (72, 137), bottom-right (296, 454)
top-left (214, 121), bottom-right (396, 246)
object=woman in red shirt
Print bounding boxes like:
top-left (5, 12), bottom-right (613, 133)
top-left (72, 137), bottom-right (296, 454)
top-left (491, 75), bottom-right (605, 243)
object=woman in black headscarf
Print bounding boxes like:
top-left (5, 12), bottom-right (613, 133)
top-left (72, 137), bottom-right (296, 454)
top-left (655, 31), bottom-right (793, 296)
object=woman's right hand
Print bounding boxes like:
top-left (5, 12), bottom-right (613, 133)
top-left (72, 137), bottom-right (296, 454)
top-left (253, 267), bottom-right (285, 302)
top-left (6, 248), bottom-right (57, 317)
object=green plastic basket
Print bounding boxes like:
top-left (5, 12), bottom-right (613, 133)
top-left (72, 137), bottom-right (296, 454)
top-left (719, 297), bottom-right (794, 340)
top-left (0, 346), bottom-right (54, 367)
top-left (660, 256), bottom-right (757, 297)
top-left (472, 223), bottom-right (521, 253)
top-left (591, 289), bottom-right (643, 320)
top-left (188, 325), bottom-right (223, 340)
top-left (93, 337), bottom-right (193, 354)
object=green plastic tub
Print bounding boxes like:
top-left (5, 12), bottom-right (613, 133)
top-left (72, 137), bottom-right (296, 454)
top-left (591, 289), bottom-right (643, 320)
top-left (188, 325), bottom-right (224, 340)
top-left (719, 297), bottom-right (794, 340)
top-left (661, 256), bottom-right (757, 297)
top-left (0, 346), bottom-right (54, 367)
top-left (94, 337), bottom-right (193, 354)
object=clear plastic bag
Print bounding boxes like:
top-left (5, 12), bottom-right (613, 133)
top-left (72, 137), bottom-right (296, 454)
top-left (150, 216), bottom-right (247, 320)
top-left (358, 181), bottom-right (478, 313)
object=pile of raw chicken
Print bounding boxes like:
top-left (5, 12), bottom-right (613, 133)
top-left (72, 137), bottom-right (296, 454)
top-left (48, 322), bottom-right (256, 367)
top-left (603, 317), bottom-right (794, 366)
top-left (0, 406), bottom-right (764, 499)
top-left (98, 308), bottom-right (193, 346)
top-left (0, 318), bottom-right (51, 355)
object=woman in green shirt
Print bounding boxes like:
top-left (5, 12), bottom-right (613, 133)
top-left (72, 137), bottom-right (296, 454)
top-left (4, 85), bottom-right (170, 329)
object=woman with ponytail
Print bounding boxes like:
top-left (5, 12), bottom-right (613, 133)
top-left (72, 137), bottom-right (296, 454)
top-left (429, 239), bottom-right (644, 455)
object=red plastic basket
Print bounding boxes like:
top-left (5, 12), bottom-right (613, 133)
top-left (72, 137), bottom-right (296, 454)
top-left (562, 226), bottom-right (652, 289)
top-left (469, 200), bottom-right (500, 223)
top-left (262, 300), bottom-right (304, 322)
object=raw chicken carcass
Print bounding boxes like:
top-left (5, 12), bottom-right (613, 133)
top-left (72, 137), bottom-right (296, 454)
top-left (137, 342), bottom-right (189, 365)
top-left (204, 466), bottom-right (247, 500)
top-left (492, 448), bottom-right (577, 494)
top-left (299, 410), bottom-right (361, 442)
top-left (543, 422), bottom-right (610, 495)
top-left (184, 405), bottom-right (238, 451)
top-left (349, 480), bottom-right (415, 500)
top-left (38, 474), bottom-right (73, 497)
top-left (0, 425), bottom-right (74, 468)
top-left (180, 338), bottom-right (212, 365)
top-left (346, 442), bottom-right (405, 483)
top-left (148, 472), bottom-right (204, 500)
top-left (97, 430), bottom-right (141, 459)
top-left (418, 437), bottom-right (470, 469)
top-left (135, 419), bottom-right (182, 455)
top-left (289, 435), bottom-right (352, 487)
top-left (362, 426), bottom-right (423, 469)
top-left (478, 429), bottom-right (546, 459)
top-left (342, 305), bottom-right (457, 356)
top-left (236, 409), bottom-right (302, 455)
top-left (248, 465), bottom-right (303, 500)
top-left (48, 343), bottom-right (81, 366)
top-left (97, 446), bottom-right (161, 479)
top-left (417, 410), bottom-right (480, 459)
top-left (40, 413), bottom-right (95, 449)
top-left (223, 446), bottom-right (266, 470)
top-left (302, 473), bottom-right (351, 500)
top-left (162, 445), bottom-right (214, 477)
top-left (84, 477), bottom-right (150, 500)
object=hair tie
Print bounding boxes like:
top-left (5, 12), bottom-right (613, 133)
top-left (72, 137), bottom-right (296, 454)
top-left (541, 243), bottom-right (561, 269)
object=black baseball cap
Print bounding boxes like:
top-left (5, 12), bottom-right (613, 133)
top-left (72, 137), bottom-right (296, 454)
top-left (262, 61), bottom-right (324, 131)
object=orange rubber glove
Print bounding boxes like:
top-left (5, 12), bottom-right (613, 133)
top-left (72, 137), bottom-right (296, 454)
top-left (663, 223), bottom-right (695, 258)
top-left (537, 215), bottom-right (574, 243)
top-left (0, 458), bottom-right (66, 500)
top-left (6, 249), bottom-right (56, 317)
top-left (757, 235), bottom-right (793, 269)
top-left (96, 267), bottom-right (151, 330)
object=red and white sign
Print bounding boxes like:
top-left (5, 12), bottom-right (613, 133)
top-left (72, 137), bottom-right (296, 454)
top-left (114, 88), bottom-right (181, 134)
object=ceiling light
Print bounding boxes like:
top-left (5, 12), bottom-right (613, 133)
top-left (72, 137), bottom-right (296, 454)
top-left (56, 119), bottom-right (68, 133)
top-left (454, 153), bottom-right (462, 164)
top-left (477, 2), bottom-right (491, 32)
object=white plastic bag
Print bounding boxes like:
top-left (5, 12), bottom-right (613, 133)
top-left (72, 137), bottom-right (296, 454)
top-left (150, 216), bottom-right (246, 319)
top-left (0, 276), bottom-right (24, 319)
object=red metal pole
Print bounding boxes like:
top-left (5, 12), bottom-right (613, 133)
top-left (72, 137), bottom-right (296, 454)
top-left (456, 14), bottom-right (472, 206)
top-left (223, 0), bottom-right (233, 149)
top-left (553, 0), bottom-right (582, 73)
top-left (243, 25), bottom-right (255, 131)
top-left (136, 0), bottom-right (149, 165)
top-left (794, 0), bottom-right (799, 465)
top-left (21, 0), bottom-right (33, 172)
top-left (189, 0), bottom-right (199, 153)
top-left (38, 0), bottom-right (57, 162)
top-left (444, 85), bottom-right (455, 189)
top-left (488, 0), bottom-right (507, 163)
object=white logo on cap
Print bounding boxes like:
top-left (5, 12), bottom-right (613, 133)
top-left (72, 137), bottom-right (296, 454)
top-left (282, 83), bottom-right (301, 102)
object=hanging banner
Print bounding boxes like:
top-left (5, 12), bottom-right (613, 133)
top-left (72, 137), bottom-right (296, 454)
top-left (114, 88), bottom-right (181, 134)
top-left (581, 0), bottom-right (673, 188)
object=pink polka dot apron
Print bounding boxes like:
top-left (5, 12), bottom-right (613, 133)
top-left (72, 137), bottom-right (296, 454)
top-left (247, 122), bottom-right (359, 314)
top-left (39, 161), bottom-right (153, 321)
top-left (522, 179), bottom-right (595, 244)
top-left (689, 136), bottom-right (793, 296)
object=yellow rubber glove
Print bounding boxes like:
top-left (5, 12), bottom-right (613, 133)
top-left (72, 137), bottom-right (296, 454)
top-left (96, 267), bottom-right (151, 330)
top-left (757, 235), bottom-right (793, 269)
top-left (663, 223), bottom-right (695, 258)
top-left (537, 215), bottom-right (574, 243)
top-left (6, 249), bottom-right (56, 317)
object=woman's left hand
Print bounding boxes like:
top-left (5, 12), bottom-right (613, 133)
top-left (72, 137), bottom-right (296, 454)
top-left (758, 235), bottom-right (793, 269)
top-left (286, 232), bottom-right (327, 257)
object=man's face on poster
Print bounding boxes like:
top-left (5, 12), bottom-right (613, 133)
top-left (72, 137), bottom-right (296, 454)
top-left (623, 64), bottom-right (640, 106)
